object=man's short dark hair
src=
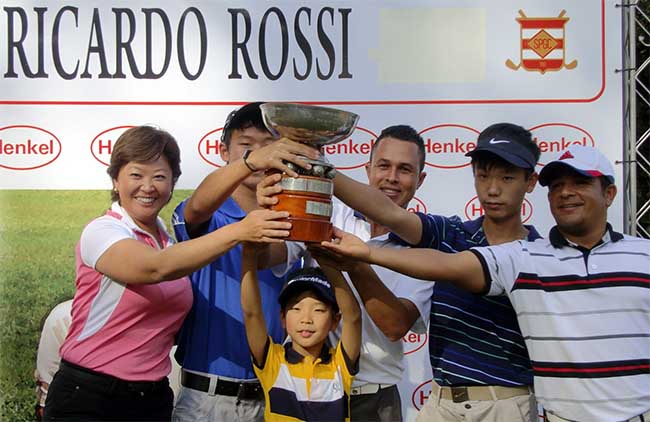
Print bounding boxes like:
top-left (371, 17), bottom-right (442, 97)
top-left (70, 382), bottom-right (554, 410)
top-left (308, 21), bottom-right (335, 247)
top-left (370, 125), bottom-right (426, 172)
top-left (221, 102), bottom-right (270, 147)
top-left (472, 123), bottom-right (541, 177)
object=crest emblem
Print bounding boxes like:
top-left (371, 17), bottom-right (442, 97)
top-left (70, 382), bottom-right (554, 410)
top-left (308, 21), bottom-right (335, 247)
top-left (506, 9), bottom-right (577, 74)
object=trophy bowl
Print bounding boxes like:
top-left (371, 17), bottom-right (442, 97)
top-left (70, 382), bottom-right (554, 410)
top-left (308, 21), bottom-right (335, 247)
top-left (260, 103), bottom-right (359, 243)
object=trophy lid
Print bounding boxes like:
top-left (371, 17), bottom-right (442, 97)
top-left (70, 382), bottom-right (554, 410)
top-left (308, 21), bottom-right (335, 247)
top-left (260, 103), bottom-right (359, 145)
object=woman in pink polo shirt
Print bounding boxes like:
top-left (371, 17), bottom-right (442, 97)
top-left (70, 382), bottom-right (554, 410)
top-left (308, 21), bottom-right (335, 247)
top-left (43, 126), bottom-right (293, 421)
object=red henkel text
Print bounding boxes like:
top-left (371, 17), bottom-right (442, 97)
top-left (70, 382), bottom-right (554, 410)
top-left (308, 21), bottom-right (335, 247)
top-left (202, 138), bottom-right (221, 156)
top-left (424, 137), bottom-right (476, 154)
top-left (323, 138), bottom-right (373, 155)
top-left (0, 139), bottom-right (55, 154)
top-left (403, 332), bottom-right (425, 344)
top-left (534, 136), bottom-right (590, 152)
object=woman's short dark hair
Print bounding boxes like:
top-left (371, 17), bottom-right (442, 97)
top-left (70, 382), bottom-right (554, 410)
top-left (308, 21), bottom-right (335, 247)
top-left (107, 126), bottom-right (182, 202)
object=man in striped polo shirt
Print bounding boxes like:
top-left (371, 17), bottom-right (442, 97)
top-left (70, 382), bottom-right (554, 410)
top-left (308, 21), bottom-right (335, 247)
top-left (322, 145), bottom-right (650, 422)
top-left (330, 123), bottom-right (541, 422)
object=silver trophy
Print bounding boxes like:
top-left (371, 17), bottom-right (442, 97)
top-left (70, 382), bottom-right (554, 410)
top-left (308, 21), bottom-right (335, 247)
top-left (260, 103), bottom-right (359, 242)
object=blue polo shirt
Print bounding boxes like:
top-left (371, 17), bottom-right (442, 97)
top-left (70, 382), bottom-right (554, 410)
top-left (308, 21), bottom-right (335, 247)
top-left (391, 215), bottom-right (540, 387)
top-left (172, 197), bottom-right (292, 380)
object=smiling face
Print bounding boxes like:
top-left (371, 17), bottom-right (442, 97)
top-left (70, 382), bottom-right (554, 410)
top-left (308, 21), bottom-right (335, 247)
top-left (473, 163), bottom-right (537, 224)
top-left (220, 126), bottom-right (275, 191)
top-left (547, 169), bottom-right (616, 243)
top-left (365, 137), bottom-right (426, 208)
top-left (112, 155), bottom-right (173, 235)
top-left (281, 290), bottom-right (339, 358)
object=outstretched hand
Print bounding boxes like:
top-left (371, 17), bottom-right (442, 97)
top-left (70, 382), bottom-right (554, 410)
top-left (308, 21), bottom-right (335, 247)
top-left (237, 209), bottom-right (292, 243)
top-left (247, 138), bottom-right (319, 177)
top-left (308, 244), bottom-right (359, 272)
top-left (320, 227), bottom-right (372, 262)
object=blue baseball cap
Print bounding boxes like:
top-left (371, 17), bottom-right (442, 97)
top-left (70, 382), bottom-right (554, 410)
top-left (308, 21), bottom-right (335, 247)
top-left (278, 268), bottom-right (338, 313)
top-left (465, 136), bottom-right (537, 169)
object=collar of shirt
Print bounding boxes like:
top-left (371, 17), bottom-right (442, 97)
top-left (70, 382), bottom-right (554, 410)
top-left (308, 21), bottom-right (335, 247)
top-left (462, 215), bottom-right (543, 242)
top-left (549, 222), bottom-right (623, 249)
top-left (284, 341), bottom-right (332, 364)
top-left (108, 202), bottom-right (172, 245)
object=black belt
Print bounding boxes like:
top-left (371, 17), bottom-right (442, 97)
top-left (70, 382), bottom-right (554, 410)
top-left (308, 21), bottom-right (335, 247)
top-left (59, 360), bottom-right (168, 395)
top-left (180, 370), bottom-right (263, 400)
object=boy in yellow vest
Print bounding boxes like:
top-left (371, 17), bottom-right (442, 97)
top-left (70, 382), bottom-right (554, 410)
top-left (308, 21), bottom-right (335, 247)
top-left (241, 243), bottom-right (361, 421)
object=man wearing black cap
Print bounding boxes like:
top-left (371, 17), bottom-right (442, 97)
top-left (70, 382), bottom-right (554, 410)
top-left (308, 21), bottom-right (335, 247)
top-left (327, 123), bottom-right (541, 422)
top-left (171, 103), bottom-right (319, 422)
top-left (321, 145), bottom-right (650, 422)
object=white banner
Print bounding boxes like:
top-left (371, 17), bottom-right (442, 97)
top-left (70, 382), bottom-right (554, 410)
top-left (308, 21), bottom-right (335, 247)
top-left (0, 1), bottom-right (623, 420)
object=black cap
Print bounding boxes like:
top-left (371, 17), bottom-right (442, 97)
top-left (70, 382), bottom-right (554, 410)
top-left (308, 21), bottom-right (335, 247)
top-left (278, 268), bottom-right (338, 313)
top-left (220, 102), bottom-right (266, 143)
top-left (465, 136), bottom-right (537, 169)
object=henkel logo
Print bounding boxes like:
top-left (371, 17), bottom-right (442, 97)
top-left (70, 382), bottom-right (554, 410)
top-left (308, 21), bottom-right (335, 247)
top-left (198, 128), bottom-right (225, 168)
top-left (407, 196), bottom-right (428, 214)
top-left (530, 123), bottom-right (594, 166)
top-left (90, 126), bottom-right (133, 166)
top-left (403, 330), bottom-right (428, 355)
top-left (411, 379), bottom-right (432, 411)
top-left (0, 125), bottom-right (62, 170)
top-left (464, 195), bottom-right (533, 224)
top-left (419, 124), bottom-right (480, 169)
top-left (323, 126), bottom-right (377, 171)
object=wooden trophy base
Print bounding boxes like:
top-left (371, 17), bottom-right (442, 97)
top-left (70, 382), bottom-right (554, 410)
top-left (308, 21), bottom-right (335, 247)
top-left (271, 175), bottom-right (333, 243)
top-left (283, 216), bottom-right (333, 243)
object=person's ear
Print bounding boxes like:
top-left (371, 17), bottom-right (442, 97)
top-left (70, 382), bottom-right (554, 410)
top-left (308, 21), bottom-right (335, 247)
top-left (417, 171), bottom-right (427, 189)
top-left (527, 172), bottom-right (539, 193)
top-left (604, 184), bottom-right (617, 207)
top-left (220, 141), bottom-right (230, 163)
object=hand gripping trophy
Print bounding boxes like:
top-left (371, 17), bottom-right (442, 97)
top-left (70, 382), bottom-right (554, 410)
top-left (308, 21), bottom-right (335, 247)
top-left (260, 103), bottom-right (359, 242)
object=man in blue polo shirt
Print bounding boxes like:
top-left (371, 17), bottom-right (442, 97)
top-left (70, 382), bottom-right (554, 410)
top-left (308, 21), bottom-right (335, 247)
top-left (330, 123), bottom-right (541, 421)
top-left (171, 103), bottom-right (318, 422)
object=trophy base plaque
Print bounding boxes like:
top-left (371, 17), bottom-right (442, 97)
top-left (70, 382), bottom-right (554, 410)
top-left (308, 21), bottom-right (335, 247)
top-left (270, 175), bottom-right (333, 242)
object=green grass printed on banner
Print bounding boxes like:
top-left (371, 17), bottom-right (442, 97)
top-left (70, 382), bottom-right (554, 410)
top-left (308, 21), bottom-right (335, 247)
top-left (0, 190), bottom-right (192, 421)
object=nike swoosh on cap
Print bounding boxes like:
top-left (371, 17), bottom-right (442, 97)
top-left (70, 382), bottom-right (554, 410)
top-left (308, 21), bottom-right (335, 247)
top-left (489, 138), bottom-right (510, 144)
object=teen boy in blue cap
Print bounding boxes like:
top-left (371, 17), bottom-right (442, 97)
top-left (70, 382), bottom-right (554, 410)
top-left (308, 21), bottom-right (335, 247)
top-left (326, 123), bottom-right (541, 422)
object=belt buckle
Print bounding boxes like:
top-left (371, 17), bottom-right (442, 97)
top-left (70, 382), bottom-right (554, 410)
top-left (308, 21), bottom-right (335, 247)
top-left (450, 386), bottom-right (469, 403)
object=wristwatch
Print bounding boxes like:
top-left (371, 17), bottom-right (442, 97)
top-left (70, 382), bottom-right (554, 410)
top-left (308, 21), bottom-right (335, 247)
top-left (242, 149), bottom-right (258, 172)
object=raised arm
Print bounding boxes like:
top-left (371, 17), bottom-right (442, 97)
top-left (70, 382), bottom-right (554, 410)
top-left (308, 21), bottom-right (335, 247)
top-left (333, 172), bottom-right (423, 244)
top-left (241, 242), bottom-right (270, 367)
top-left (310, 245), bottom-right (420, 341)
top-left (257, 170), bottom-right (423, 245)
top-left (347, 263), bottom-right (420, 341)
top-left (322, 227), bottom-right (487, 293)
top-left (184, 138), bottom-right (320, 235)
top-left (320, 263), bottom-right (361, 363)
top-left (95, 209), bottom-right (291, 285)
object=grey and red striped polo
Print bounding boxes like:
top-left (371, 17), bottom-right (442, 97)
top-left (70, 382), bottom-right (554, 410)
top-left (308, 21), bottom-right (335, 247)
top-left (472, 224), bottom-right (650, 421)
